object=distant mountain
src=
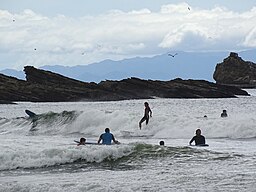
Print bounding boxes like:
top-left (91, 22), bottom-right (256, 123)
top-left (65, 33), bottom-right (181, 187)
top-left (0, 69), bottom-right (25, 80)
top-left (1, 50), bottom-right (255, 82)
top-left (40, 51), bottom-right (228, 82)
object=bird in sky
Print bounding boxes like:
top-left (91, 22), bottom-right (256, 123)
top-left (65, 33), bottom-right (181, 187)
top-left (188, 7), bottom-right (191, 11)
top-left (168, 53), bottom-right (178, 57)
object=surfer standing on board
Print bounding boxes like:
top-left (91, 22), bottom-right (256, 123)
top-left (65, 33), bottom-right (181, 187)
top-left (139, 102), bottom-right (152, 129)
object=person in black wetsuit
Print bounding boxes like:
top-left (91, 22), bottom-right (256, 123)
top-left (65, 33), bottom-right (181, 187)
top-left (139, 102), bottom-right (152, 129)
top-left (221, 110), bottom-right (228, 117)
top-left (159, 140), bottom-right (165, 146)
top-left (189, 129), bottom-right (206, 146)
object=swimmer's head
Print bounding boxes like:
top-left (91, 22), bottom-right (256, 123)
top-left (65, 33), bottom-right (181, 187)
top-left (79, 137), bottom-right (86, 145)
top-left (196, 129), bottom-right (201, 135)
top-left (105, 128), bottom-right (110, 133)
top-left (159, 140), bottom-right (165, 146)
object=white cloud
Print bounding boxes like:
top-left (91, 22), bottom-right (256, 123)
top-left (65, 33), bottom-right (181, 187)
top-left (0, 3), bottom-right (256, 70)
top-left (160, 2), bottom-right (190, 14)
top-left (243, 26), bottom-right (256, 47)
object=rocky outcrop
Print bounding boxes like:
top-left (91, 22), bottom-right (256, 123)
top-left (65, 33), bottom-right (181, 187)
top-left (0, 100), bottom-right (16, 104)
top-left (0, 66), bottom-right (249, 103)
top-left (213, 52), bottom-right (256, 88)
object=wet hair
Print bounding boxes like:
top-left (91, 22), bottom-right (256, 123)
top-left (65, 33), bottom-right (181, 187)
top-left (196, 129), bottom-right (201, 135)
top-left (144, 102), bottom-right (149, 106)
top-left (159, 140), bottom-right (165, 146)
top-left (80, 137), bottom-right (86, 143)
top-left (105, 128), bottom-right (110, 133)
top-left (221, 110), bottom-right (228, 117)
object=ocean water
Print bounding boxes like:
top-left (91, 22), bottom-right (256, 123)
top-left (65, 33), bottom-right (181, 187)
top-left (0, 90), bottom-right (256, 192)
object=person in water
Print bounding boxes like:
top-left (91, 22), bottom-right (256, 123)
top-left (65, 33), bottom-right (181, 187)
top-left (139, 102), bottom-right (152, 129)
top-left (98, 128), bottom-right (119, 145)
top-left (221, 110), bottom-right (228, 117)
top-left (77, 137), bottom-right (86, 146)
top-left (159, 140), bottom-right (165, 146)
top-left (189, 129), bottom-right (206, 146)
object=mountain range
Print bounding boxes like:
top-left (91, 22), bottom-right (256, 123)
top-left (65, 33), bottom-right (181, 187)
top-left (1, 49), bottom-right (255, 83)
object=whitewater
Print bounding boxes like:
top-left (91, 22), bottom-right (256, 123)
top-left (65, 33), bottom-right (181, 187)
top-left (0, 90), bottom-right (256, 192)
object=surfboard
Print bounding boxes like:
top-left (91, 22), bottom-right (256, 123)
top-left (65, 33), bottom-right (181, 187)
top-left (25, 110), bottom-right (37, 118)
top-left (190, 144), bottom-right (209, 147)
top-left (74, 140), bottom-right (120, 145)
top-left (197, 144), bottom-right (209, 147)
top-left (74, 140), bottom-right (100, 145)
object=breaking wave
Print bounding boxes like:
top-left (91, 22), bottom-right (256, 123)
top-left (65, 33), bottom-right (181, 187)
top-left (0, 142), bottom-right (240, 171)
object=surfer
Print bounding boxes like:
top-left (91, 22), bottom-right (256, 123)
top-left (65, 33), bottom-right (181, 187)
top-left (159, 140), bottom-right (165, 146)
top-left (25, 109), bottom-right (37, 118)
top-left (77, 137), bottom-right (86, 146)
top-left (221, 110), bottom-right (228, 117)
top-left (98, 128), bottom-right (119, 145)
top-left (139, 102), bottom-right (152, 129)
top-left (25, 110), bottom-right (39, 130)
top-left (189, 129), bottom-right (206, 146)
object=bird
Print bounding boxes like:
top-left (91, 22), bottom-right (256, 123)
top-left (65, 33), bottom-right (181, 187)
top-left (168, 53), bottom-right (178, 57)
top-left (188, 7), bottom-right (190, 11)
top-left (34, 48), bottom-right (37, 51)
top-left (12, 19), bottom-right (15, 22)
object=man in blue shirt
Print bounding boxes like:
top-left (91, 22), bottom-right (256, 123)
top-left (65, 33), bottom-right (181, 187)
top-left (98, 128), bottom-right (118, 145)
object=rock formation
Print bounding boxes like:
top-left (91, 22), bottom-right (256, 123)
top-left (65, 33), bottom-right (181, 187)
top-left (0, 66), bottom-right (249, 103)
top-left (213, 52), bottom-right (256, 88)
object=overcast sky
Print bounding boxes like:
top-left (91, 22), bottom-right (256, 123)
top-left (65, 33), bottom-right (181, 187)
top-left (0, 0), bottom-right (256, 70)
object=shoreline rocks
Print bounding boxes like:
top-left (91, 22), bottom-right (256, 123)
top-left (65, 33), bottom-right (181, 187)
top-left (0, 65), bottom-right (250, 103)
top-left (213, 52), bottom-right (256, 88)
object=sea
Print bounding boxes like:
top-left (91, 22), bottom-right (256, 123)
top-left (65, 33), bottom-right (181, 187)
top-left (0, 90), bottom-right (256, 192)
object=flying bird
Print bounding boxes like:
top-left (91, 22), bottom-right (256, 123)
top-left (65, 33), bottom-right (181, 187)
top-left (188, 7), bottom-right (190, 11)
top-left (168, 53), bottom-right (178, 57)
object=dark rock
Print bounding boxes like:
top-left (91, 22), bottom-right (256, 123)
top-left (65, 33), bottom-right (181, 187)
top-left (0, 100), bottom-right (16, 104)
top-left (0, 65), bottom-right (249, 103)
top-left (213, 52), bottom-right (256, 88)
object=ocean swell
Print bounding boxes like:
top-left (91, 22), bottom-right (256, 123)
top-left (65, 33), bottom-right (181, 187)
top-left (0, 142), bottom-right (239, 171)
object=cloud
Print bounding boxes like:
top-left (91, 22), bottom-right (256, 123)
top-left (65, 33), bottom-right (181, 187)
top-left (160, 2), bottom-right (190, 14)
top-left (243, 26), bottom-right (256, 47)
top-left (0, 3), bottom-right (256, 69)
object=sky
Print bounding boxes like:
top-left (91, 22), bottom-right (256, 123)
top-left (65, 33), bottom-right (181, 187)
top-left (0, 0), bottom-right (256, 70)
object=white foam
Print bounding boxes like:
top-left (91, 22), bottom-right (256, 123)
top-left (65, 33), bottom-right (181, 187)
top-left (1, 96), bottom-right (256, 139)
top-left (1, 96), bottom-right (256, 192)
top-left (0, 135), bottom-right (134, 170)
